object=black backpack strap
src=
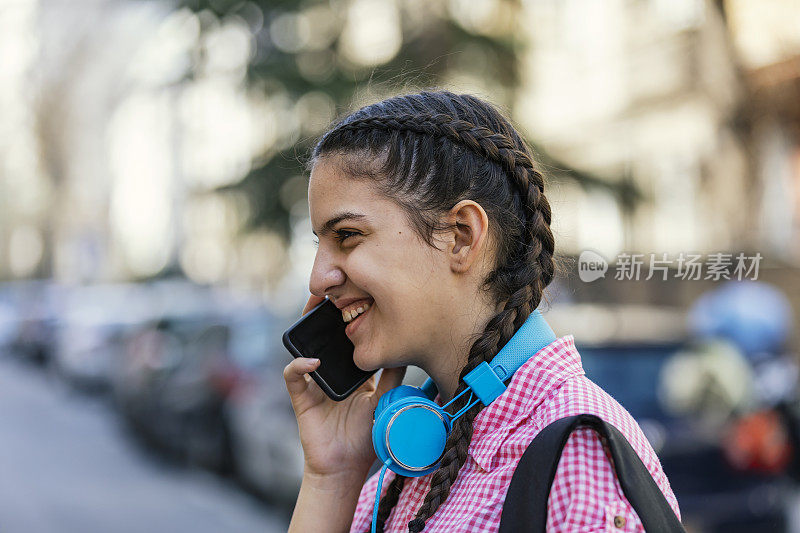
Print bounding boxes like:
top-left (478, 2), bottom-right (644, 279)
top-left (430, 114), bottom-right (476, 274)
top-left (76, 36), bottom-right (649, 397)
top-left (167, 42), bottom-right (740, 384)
top-left (499, 414), bottom-right (685, 532)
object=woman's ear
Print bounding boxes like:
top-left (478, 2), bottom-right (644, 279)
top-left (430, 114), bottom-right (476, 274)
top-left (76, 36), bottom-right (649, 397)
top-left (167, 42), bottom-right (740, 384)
top-left (447, 200), bottom-right (491, 274)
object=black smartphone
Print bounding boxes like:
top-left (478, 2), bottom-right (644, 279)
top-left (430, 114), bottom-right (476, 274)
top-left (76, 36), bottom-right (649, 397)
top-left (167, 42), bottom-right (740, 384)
top-left (282, 297), bottom-right (377, 401)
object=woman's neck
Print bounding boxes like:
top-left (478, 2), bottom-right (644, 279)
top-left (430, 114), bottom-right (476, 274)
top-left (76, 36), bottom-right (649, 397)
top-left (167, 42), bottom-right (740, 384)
top-left (422, 296), bottom-right (500, 403)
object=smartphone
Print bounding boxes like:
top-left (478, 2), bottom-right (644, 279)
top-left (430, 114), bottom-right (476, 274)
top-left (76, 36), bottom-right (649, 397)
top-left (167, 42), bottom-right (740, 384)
top-left (282, 297), bottom-right (377, 401)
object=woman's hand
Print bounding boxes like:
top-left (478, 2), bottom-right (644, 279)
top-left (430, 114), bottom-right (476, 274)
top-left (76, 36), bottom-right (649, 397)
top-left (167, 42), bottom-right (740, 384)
top-left (284, 293), bottom-right (406, 480)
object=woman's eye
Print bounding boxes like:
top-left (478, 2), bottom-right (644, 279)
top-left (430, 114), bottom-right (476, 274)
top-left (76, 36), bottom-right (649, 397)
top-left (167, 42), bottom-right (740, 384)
top-left (311, 230), bottom-right (360, 248)
top-left (335, 230), bottom-right (360, 244)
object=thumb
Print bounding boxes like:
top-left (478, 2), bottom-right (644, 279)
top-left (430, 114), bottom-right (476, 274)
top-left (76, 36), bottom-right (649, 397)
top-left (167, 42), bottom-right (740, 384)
top-left (375, 366), bottom-right (408, 398)
top-left (302, 293), bottom-right (327, 316)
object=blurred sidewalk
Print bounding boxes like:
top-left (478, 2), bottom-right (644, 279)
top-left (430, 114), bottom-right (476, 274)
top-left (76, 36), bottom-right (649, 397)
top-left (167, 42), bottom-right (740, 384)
top-left (0, 353), bottom-right (289, 533)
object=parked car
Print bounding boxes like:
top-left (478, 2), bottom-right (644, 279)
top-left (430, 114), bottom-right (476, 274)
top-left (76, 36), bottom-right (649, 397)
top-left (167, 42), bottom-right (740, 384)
top-left (53, 283), bottom-right (150, 391)
top-left (113, 306), bottom-right (295, 485)
top-left (4, 279), bottom-right (62, 365)
top-left (55, 280), bottom-right (230, 392)
top-left (226, 313), bottom-right (304, 506)
top-left (0, 300), bottom-right (19, 353)
top-left (113, 313), bottom-right (213, 459)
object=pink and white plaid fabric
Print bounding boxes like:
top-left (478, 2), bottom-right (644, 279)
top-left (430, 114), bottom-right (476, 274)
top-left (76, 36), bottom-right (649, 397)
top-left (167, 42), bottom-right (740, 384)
top-left (350, 335), bottom-right (681, 532)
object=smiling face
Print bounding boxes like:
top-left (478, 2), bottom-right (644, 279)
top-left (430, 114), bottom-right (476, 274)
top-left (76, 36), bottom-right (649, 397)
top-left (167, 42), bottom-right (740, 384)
top-left (308, 154), bottom-right (485, 375)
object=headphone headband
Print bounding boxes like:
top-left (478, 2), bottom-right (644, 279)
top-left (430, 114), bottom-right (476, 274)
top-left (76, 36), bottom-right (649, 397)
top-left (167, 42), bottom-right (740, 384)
top-left (422, 309), bottom-right (557, 406)
top-left (488, 310), bottom-right (556, 379)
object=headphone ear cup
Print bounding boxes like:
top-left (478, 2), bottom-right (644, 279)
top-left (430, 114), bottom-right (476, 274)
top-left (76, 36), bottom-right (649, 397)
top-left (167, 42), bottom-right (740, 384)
top-left (374, 385), bottom-right (429, 422)
top-left (373, 393), bottom-right (450, 477)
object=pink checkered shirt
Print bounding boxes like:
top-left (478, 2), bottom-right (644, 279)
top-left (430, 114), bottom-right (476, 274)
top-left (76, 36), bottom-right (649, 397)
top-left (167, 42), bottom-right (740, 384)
top-left (349, 335), bottom-right (681, 532)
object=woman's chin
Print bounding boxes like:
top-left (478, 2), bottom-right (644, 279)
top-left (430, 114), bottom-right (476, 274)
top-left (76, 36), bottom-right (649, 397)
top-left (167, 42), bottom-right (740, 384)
top-left (353, 346), bottom-right (381, 372)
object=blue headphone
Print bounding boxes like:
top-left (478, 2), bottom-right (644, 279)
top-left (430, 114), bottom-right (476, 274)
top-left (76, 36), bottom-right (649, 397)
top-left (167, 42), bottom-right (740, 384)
top-left (371, 309), bottom-right (557, 478)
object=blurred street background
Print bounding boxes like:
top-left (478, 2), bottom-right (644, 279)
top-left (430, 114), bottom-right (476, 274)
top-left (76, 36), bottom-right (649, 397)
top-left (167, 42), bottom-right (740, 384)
top-left (1, 0), bottom-right (800, 531)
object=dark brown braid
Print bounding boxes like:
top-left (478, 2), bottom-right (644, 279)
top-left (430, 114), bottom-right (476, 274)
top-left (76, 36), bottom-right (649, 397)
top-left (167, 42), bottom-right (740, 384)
top-left (374, 475), bottom-right (406, 532)
top-left (310, 90), bottom-right (556, 532)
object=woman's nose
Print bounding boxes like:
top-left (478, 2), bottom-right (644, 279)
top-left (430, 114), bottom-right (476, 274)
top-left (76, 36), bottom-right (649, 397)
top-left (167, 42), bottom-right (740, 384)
top-left (309, 249), bottom-right (346, 297)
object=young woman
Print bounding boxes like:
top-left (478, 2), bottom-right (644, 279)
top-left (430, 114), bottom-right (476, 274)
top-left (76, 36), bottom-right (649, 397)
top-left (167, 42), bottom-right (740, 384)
top-left (283, 90), bottom-right (681, 532)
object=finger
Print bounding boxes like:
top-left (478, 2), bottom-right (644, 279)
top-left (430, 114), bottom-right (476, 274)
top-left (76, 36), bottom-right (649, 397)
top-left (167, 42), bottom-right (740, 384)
top-left (302, 294), bottom-right (327, 316)
top-left (376, 366), bottom-right (407, 398)
top-left (283, 357), bottom-right (321, 398)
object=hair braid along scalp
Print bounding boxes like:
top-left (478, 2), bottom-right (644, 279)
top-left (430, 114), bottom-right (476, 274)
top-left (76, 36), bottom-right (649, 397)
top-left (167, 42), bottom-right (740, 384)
top-left (329, 112), bottom-right (555, 300)
top-left (311, 92), bottom-right (556, 532)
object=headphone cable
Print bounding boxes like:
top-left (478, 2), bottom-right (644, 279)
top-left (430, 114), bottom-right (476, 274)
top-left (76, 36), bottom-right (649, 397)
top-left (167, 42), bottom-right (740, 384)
top-left (371, 460), bottom-right (392, 533)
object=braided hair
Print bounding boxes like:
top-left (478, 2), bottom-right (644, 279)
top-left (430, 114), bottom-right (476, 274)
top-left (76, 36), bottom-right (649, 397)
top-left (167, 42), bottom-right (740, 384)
top-left (310, 90), bottom-right (556, 532)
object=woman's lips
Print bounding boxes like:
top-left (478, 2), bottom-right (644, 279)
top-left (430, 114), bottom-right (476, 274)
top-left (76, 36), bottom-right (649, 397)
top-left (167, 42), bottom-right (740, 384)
top-left (342, 300), bottom-right (372, 322)
top-left (345, 303), bottom-right (371, 338)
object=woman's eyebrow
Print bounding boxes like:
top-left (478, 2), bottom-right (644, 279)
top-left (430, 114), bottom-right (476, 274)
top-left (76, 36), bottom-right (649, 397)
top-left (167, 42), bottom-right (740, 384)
top-left (312, 212), bottom-right (367, 237)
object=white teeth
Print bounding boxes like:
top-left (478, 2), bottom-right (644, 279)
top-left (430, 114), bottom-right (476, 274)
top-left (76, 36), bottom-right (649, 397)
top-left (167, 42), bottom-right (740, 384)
top-left (342, 302), bottom-right (371, 322)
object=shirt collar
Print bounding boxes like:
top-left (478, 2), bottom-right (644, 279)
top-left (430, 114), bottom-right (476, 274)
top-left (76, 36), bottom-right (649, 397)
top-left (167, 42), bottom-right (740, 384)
top-left (467, 334), bottom-right (583, 472)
